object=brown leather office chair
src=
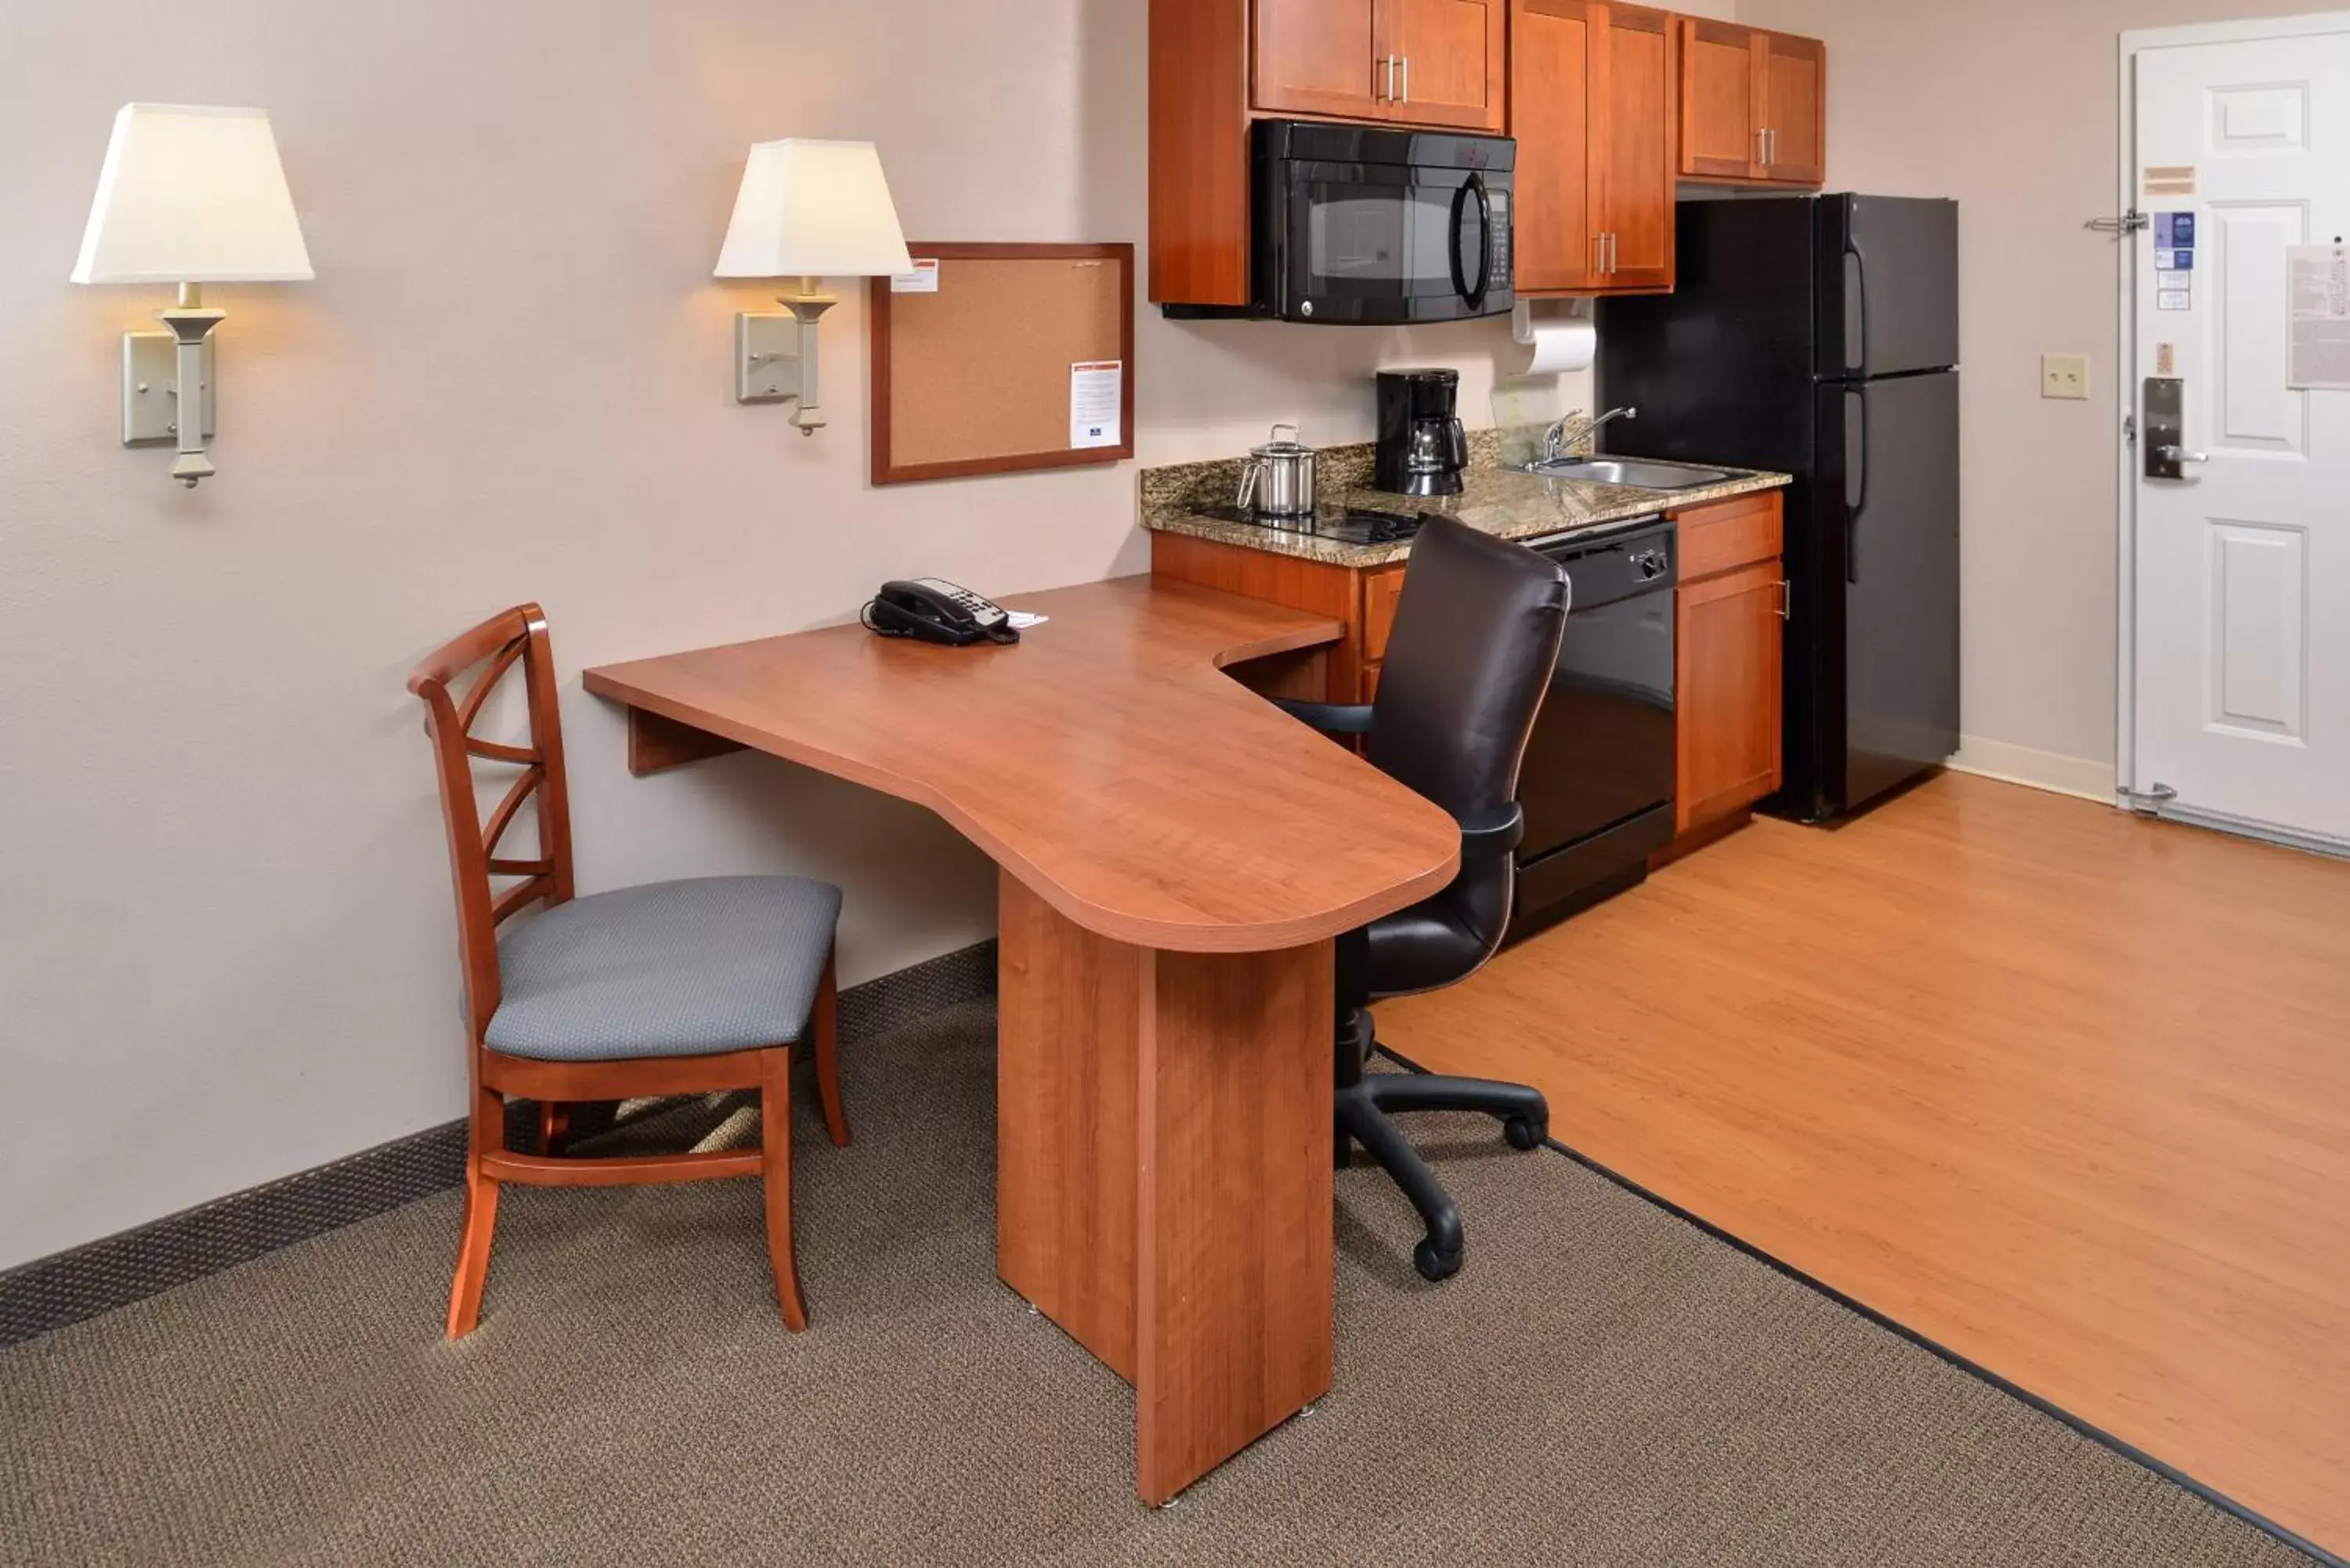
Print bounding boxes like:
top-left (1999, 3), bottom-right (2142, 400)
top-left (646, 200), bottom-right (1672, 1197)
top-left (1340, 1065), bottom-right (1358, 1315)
top-left (1278, 516), bottom-right (1567, 1281)
top-left (407, 604), bottom-right (847, 1338)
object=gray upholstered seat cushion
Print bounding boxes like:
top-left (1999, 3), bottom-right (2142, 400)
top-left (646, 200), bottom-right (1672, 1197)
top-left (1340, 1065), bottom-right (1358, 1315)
top-left (485, 876), bottom-right (841, 1062)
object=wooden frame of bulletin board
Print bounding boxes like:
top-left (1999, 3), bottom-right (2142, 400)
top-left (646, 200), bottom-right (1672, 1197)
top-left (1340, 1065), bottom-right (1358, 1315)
top-left (869, 242), bottom-right (1135, 486)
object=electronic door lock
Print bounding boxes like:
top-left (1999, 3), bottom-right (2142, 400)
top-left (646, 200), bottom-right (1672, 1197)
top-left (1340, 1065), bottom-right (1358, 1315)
top-left (2143, 377), bottom-right (2197, 479)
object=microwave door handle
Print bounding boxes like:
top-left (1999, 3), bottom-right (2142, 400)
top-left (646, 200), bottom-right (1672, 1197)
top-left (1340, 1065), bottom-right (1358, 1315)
top-left (1448, 179), bottom-right (1473, 305)
top-left (1455, 172), bottom-right (1494, 312)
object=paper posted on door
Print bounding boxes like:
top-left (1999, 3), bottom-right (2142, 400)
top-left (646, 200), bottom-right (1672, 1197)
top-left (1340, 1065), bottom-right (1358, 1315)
top-left (1071, 361), bottom-right (1123, 449)
top-left (2287, 243), bottom-right (2350, 391)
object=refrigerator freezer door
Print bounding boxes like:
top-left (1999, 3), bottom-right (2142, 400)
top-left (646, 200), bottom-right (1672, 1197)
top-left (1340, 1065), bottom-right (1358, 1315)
top-left (1818, 370), bottom-right (1961, 811)
top-left (1817, 196), bottom-right (1960, 381)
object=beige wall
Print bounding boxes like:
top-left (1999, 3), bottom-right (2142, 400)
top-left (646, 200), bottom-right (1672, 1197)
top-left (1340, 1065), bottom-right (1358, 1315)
top-left (0, 0), bottom-right (1567, 1268)
top-left (1736, 0), bottom-right (2345, 789)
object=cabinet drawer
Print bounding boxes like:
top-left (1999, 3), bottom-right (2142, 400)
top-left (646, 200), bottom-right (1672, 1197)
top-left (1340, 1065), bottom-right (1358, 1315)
top-left (1361, 566), bottom-right (1406, 662)
top-left (1676, 491), bottom-right (1784, 580)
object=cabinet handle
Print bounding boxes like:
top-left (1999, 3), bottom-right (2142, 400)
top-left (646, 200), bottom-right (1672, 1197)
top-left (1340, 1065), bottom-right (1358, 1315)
top-left (1766, 128), bottom-right (1778, 165)
top-left (1382, 55), bottom-right (1397, 102)
top-left (1399, 54), bottom-right (1409, 105)
top-left (1757, 128), bottom-right (1767, 165)
top-left (1777, 579), bottom-right (1793, 620)
top-left (1608, 233), bottom-right (1619, 273)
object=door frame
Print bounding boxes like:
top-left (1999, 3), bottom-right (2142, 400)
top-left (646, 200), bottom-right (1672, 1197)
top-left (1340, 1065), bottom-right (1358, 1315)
top-left (2112, 11), bottom-right (2350, 819)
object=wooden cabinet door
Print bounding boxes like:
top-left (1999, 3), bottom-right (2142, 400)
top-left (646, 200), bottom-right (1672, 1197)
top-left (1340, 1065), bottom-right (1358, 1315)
top-left (1677, 560), bottom-right (1786, 832)
top-left (1678, 18), bottom-right (1762, 180)
top-left (1255, 0), bottom-right (1385, 119)
top-left (1509, 0), bottom-right (1599, 292)
top-left (1381, 0), bottom-right (1507, 131)
top-left (1760, 31), bottom-right (1826, 185)
top-left (1593, 2), bottom-right (1676, 289)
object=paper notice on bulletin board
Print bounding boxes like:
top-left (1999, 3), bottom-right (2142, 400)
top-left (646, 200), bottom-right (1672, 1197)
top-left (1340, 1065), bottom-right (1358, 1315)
top-left (1071, 360), bottom-right (1123, 448)
top-left (2287, 243), bottom-right (2350, 390)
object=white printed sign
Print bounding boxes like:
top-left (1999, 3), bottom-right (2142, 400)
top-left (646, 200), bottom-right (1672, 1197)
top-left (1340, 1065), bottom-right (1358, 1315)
top-left (1070, 361), bottom-right (1123, 449)
top-left (890, 259), bottom-right (940, 294)
top-left (2287, 243), bottom-right (2350, 391)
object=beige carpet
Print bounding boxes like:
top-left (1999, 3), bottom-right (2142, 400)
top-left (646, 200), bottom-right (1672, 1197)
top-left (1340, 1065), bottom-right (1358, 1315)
top-left (0, 1000), bottom-right (2308, 1567)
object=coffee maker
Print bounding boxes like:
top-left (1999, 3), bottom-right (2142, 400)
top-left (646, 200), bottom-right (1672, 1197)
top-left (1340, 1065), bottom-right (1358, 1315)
top-left (1374, 368), bottom-right (1469, 497)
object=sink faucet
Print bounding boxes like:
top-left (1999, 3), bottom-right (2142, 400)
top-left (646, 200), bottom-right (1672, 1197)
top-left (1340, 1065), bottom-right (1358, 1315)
top-left (1545, 406), bottom-right (1638, 461)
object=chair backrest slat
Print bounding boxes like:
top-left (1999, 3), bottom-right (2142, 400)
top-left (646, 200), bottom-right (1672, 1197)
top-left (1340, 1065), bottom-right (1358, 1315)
top-left (406, 604), bottom-right (577, 1038)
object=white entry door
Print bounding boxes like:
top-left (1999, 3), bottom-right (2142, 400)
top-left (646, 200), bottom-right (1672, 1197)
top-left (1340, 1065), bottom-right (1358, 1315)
top-left (2131, 23), bottom-right (2350, 848)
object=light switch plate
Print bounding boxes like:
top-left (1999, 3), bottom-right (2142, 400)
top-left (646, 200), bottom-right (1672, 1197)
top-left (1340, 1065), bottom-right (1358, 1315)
top-left (121, 331), bottom-right (215, 445)
top-left (2041, 352), bottom-right (2092, 401)
top-left (735, 313), bottom-right (803, 404)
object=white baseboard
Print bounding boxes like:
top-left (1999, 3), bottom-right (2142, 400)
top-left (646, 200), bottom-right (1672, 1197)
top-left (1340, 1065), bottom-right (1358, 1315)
top-left (1947, 737), bottom-right (2117, 804)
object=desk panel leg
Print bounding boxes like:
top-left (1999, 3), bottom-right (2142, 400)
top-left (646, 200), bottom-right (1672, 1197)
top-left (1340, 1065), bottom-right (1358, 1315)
top-left (996, 876), bottom-right (1335, 1506)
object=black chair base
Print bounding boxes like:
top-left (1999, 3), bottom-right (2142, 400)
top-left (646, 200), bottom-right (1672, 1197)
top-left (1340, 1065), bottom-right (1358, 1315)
top-left (1335, 1009), bottom-right (1549, 1281)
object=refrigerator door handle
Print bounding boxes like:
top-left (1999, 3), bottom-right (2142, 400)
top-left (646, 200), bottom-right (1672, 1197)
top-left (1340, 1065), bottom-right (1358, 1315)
top-left (1846, 385), bottom-right (1871, 585)
top-left (1846, 240), bottom-right (1871, 375)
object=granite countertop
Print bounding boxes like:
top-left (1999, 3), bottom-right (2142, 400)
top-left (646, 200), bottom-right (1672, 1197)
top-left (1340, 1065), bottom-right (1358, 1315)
top-left (1140, 432), bottom-right (1791, 569)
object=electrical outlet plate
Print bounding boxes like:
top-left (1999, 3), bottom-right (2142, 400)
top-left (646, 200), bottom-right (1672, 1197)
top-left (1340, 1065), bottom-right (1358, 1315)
top-left (735, 313), bottom-right (803, 404)
top-left (2041, 352), bottom-right (2092, 401)
top-left (121, 331), bottom-right (215, 445)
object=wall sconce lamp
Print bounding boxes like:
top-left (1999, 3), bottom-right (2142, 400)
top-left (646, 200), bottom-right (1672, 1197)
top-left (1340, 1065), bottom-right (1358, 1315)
top-left (69, 103), bottom-right (313, 487)
top-left (714, 139), bottom-right (912, 435)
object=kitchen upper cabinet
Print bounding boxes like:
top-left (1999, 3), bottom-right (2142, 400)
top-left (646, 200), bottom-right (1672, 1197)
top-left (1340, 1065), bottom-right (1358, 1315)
top-left (1676, 19), bottom-right (1827, 187)
top-left (1759, 31), bottom-right (1826, 185)
top-left (1252, 0), bottom-right (1505, 132)
top-left (1382, 0), bottom-right (1508, 131)
top-left (1510, 1), bottom-right (1598, 292)
top-left (1511, 1), bottom-right (1675, 294)
top-left (1255, 0), bottom-right (1385, 120)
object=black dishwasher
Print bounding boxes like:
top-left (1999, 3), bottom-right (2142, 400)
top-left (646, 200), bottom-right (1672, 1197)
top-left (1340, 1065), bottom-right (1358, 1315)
top-left (1508, 516), bottom-right (1677, 944)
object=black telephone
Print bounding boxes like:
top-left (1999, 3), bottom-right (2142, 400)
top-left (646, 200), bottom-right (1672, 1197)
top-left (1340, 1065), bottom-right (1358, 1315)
top-left (862, 578), bottom-right (1019, 646)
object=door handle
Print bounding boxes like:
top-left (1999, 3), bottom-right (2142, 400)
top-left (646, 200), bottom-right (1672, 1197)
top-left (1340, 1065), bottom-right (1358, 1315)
top-left (1846, 386), bottom-right (1871, 585)
top-left (1777, 579), bottom-right (1793, 620)
top-left (2158, 444), bottom-right (2208, 464)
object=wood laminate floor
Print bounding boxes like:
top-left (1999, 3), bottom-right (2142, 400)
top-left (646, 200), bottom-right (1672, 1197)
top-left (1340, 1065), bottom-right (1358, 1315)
top-left (1380, 773), bottom-right (2350, 1557)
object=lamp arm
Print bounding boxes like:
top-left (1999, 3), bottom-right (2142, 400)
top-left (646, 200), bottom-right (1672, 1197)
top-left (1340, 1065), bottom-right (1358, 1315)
top-left (783, 278), bottom-right (835, 436)
top-left (157, 283), bottom-right (225, 486)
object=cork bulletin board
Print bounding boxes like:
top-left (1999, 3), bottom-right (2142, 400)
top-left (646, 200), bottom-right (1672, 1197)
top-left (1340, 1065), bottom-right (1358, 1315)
top-left (869, 242), bottom-right (1135, 486)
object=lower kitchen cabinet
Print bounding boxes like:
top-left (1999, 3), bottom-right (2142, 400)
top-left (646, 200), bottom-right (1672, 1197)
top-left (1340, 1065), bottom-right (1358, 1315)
top-left (1152, 490), bottom-right (1792, 859)
top-left (1669, 491), bottom-right (1787, 838)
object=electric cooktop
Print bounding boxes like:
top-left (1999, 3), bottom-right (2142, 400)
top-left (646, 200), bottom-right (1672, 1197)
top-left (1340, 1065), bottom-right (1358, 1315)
top-left (1195, 504), bottom-right (1445, 547)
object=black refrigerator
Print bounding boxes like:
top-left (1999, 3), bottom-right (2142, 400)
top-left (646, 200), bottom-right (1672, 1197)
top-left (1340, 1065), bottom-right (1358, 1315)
top-left (1598, 194), bottom-right (1960, 823)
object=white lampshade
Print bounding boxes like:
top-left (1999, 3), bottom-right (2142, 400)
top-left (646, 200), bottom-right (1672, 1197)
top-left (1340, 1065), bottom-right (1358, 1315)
top-left (714, 139), bottom-right (912, 280)
top-left (70, 104), bottom-right (313, 286)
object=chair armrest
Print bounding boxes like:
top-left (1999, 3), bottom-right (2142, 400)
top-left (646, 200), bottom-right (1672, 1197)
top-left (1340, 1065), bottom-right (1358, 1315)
top-left (1456, 803), bottom-right (1524, 865)
top-left (1271, 699), bottom-right (1376, 735)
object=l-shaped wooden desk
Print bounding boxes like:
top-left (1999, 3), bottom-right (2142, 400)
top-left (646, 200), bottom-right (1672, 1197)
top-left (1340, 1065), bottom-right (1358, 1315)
top-left (583, 575), bottom-right (1460, 1505)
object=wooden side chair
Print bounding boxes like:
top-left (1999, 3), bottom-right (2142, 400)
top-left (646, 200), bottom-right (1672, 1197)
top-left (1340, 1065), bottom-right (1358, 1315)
top-left (407, 603), bottom-right (848, 1339)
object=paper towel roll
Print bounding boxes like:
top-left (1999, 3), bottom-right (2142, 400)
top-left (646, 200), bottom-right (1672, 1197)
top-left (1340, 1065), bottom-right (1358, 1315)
top-left (1513, 300), bottom-right (1596, 375)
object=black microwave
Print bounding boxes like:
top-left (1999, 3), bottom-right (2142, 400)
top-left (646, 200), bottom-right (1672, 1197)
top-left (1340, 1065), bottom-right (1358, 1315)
top-left (1195, 121), bottom-right (1515, 326)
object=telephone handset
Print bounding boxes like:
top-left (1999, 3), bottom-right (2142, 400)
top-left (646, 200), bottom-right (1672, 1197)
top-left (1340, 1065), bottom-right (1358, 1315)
top-left (862, 578), bottom-right (1019, 646)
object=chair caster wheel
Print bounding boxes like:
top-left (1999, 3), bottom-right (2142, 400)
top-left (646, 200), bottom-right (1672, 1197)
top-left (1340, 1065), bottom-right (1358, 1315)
top-left (1412, 1239), bottom-right (1462, 1282)
top-left (1503, 1115), bottom-right (1546, 1151)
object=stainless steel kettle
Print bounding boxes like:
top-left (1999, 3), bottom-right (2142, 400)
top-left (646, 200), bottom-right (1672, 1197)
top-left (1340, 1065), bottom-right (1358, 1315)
top-left (1236, 424), bottom-right (1318, 519)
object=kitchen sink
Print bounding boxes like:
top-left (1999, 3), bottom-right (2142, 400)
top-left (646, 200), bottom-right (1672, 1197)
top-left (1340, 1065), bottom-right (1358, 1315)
top-left (1517, 457), bottom-right (1735, 490)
